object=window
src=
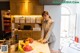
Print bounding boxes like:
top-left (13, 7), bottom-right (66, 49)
top-left (60, 6), bottom-right (76, 53)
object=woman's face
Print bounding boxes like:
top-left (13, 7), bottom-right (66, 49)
top-left (43, 14), bottom-right (49, 20)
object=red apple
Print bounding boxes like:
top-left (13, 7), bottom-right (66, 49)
top-left (23, 45), bottom-right (33, 52)
top-left (26, 38), bottom-right (34, 43)
top-left (29, 38), bottom-right (33, 43)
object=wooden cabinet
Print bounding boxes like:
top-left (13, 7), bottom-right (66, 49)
top-left (10, 0), bottom-right (44, 15)
top-left (32, 31), bottom-right (41, 40)
top-left (28, 2), bottom-right (44, 15)
top-left (16, 2), bottom-right (27, 15)
top-left (15, 30), bottom-right (32, 40)
top-left (10, 0), bottom-right (26, 15)
top-left (14, 30), bottom-right (41, 40)
top-left (28, 0), bottom-right (44, 15)
top-left (28, 2), bottom-right (34, 15)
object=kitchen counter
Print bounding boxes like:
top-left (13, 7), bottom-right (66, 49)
top-left (19, 40), bottom-right (50, 53)
top-left (0, 40), bottom-right (50, 53)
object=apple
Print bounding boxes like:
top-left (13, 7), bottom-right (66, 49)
top-left (27, 38), bottom-right (34, 43)
top-left (23, 45), bottom-right (33, 52)
top-left (29, 38), bottom-right (33, 43)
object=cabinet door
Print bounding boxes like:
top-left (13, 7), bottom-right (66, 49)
top-left (10, 0), bottom-right (28, 15)
top-left (33, 5), bottom-right (44, 15)
top-left (28, 1), bottom-right (44, 15)
top-left (28, 2), bottom-right (34, 15)
top-left (10, 0), bottom-right (44, 15)
top-left (15, 31), bottom-right (32, 40)
top-left (16, 2), bottom-right (26, 15)
top-left (10, 2), bottom-right (17, 15)
top-left (32, 31), bottom-right (41, 40)
top-left (22, 31), bottom-right (32, 40)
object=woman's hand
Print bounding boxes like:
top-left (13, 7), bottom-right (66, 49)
top-left (41, 39), bottom-right (47, 44)
top-left (38, 38), bottom-right (47, 44)
top-left (38, 38), bottom-right (43, 42)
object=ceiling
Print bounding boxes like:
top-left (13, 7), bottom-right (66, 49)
top-left (39, 0), bottom-right (65, 5)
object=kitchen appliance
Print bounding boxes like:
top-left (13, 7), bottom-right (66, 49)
top-left (23, 25), bottom-right (32, 30)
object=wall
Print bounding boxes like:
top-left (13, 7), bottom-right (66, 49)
top-left (44, 5), bottom-right (61, 50)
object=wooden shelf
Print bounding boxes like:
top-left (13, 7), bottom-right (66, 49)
top-left (4, 24), bottom-right (11, 26)
top-left (5, 30), bottom-right (11, 33)
top-left (11, 15), bottom-right (42, 40)
top-left (1, 10), bottom-right (11, 33)
top-left (4, 20), bottom-right (11, 23)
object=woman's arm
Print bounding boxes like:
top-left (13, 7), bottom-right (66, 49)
top-left (38, 23), bottom-right (44, 41)
top-left (43, 21), bottom-right (54, 42)
top-left (41, 23), bottom-right (44, 39)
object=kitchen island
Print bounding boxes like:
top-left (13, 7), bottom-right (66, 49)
top-left (19, 40), bottom-right (50, 53)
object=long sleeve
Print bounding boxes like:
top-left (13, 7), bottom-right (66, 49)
top-left (44, 21), bottom-right (54, 41)
top-left (41, 23), bottom-right (44, 39)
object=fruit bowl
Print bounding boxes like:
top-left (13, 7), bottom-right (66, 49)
top-left (18, 38), bottom-right (34, 52)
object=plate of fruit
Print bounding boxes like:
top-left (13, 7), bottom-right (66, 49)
top-left (18, 38), bottom-right (34, 53)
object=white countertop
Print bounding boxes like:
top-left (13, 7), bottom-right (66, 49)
top-left (19, 40), bottom-right (50, 53)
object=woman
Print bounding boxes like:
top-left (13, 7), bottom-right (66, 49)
top-left (38, 11), bottom-right (56, 53)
